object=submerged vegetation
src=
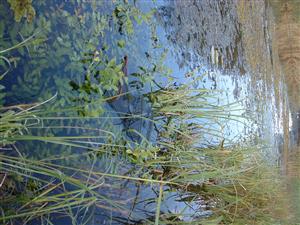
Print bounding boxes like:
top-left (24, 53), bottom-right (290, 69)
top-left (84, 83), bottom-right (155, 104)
top-left (0, 0), bottom-right (288, 224)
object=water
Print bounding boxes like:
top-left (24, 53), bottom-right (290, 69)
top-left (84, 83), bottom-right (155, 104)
top-left (0, 0), bottom-right (299, 224)
top-left (155, 0), bottom-right (290, 162)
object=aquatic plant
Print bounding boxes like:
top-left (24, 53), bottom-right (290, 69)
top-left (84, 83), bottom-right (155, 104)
top-left (113, 1), bottom-right (154, 35)
top-left (0, 74), bottom-right (285, 224)
top-left (7, 0), bottom-right (35, 22)
top-left (69, 52), bottom-right (128, 116)
top-left (0, 0), bottom-right (155, 110)
top-left (0, 89), bottom-right (286, 224)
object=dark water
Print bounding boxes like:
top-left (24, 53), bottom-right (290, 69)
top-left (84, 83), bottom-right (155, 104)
top-left (1, 0), bottom-right (299, 224)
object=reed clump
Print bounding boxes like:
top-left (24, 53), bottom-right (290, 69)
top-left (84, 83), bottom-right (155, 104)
top-left (0, 45), bottom-right (285, 225)
top-left (0, 89), bottom-right (285, 224)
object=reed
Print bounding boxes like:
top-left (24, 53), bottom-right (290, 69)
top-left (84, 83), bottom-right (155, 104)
top-left (0, 41), bottom-right (284, 225)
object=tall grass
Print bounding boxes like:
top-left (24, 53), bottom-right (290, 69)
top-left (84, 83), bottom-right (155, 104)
top-left (0, 95), bottom-right (285, 224)
top-left (0, 44), bottom-right (285, 224)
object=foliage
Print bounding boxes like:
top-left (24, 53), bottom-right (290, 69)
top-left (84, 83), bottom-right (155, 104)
top-left (113, 1), bottom-right (154, 35)
top-left (0, 0), bottom-right (155, 111)
top-left (7, 0), bottom-right (35, 22)
top-left (69, 51), bottom-right (128, 116)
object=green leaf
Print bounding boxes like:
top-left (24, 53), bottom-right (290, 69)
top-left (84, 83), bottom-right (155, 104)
top-left (107, 57), bottom-right (116, 67)
top-left (117, 40), bottom-right (125, 48)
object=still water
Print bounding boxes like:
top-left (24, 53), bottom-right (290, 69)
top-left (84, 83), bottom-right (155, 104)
top-left (0, 0), bottom-right (299, 224)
